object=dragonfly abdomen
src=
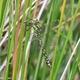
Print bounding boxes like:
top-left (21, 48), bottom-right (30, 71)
top-left (36, 28), bottom-right (52, 68)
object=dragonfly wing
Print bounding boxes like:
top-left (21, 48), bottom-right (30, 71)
top-left (41, 19), bottom-right (59, 30)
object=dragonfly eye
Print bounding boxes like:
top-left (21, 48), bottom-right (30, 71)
top-left (33, 18), bottom-right (38, 22)
top-left (35, 19), bottom-right (38, 22)
top-left (25, 22), bottom-right (30, 26)
top-left (25, 20), bottom-right (32, 26)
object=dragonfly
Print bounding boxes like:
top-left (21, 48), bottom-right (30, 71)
top-left (24, 18), bottom-right (59, 68)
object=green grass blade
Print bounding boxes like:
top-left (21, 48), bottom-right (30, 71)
top-left (52, 0), bottom-right (80, 79)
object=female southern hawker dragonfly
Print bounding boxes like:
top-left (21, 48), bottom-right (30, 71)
top-left (24, 18), bottom-right (59, 68)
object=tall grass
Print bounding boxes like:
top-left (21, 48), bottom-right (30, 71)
top-left (0, 0), bottom-right (80, 80)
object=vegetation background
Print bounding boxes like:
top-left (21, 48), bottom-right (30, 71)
top-left (0, 0), bottom-right (80, 80)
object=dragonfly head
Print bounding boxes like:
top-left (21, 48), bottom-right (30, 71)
top-left (24, 18), bottom-right (40, 26)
